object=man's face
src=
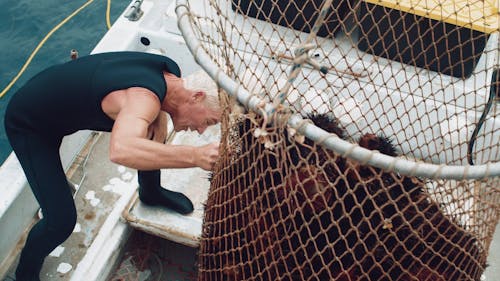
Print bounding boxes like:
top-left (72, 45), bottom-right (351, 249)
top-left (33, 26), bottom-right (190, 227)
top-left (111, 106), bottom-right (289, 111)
top-left (172, 91), bottom-right (221, 134)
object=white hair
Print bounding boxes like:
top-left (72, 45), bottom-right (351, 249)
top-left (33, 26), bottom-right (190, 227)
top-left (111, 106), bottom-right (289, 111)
top-left (183, 70), bottom-right (220, 111)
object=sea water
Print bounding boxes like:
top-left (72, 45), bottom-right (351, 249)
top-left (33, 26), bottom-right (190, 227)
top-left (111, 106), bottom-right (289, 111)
top-left (0, 0), bottom-right (130, 164)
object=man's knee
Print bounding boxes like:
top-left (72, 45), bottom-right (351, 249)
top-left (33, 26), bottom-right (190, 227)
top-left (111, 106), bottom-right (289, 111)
top-left (45, 206), bottom-right (77, 238)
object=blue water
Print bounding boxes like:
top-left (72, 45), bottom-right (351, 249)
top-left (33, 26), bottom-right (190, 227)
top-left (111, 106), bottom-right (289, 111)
top-left (0, 0), bottom-right (130, 164)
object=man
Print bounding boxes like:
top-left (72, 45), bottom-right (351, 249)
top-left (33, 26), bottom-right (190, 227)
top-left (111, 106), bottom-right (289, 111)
top-left (4, 51), bottom-right (221, 281)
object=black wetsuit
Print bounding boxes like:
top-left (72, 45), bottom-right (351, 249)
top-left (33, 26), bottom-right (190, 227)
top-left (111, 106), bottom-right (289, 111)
top-left (4, 51), bottom-right (194, 281)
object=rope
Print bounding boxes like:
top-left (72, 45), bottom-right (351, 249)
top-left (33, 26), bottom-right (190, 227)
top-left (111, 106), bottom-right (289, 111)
top-left (106, 0), bottom-right (113, 29)
top-left (467, 69), bottom-right (498, 165)
top-left (271, 0), bottom-right (333, 114)
top-left (0, 0), bottom-right (114, 99)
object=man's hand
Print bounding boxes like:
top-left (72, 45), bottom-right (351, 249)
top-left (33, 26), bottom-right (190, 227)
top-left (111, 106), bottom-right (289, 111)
top-left (194, 142), bottom-right (220, 171)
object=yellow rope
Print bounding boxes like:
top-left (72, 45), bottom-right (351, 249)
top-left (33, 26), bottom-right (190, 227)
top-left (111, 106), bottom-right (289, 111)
top-left (0, 0), bottom-right (114, 99)
top-left (106, 0), bottom-right (112, 29)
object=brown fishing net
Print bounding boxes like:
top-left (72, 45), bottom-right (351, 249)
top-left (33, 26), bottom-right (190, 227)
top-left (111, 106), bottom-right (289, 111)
top-left (200, 112), bottom-right (497, 280)
top-left (175, 0), bottom-right (500, 280)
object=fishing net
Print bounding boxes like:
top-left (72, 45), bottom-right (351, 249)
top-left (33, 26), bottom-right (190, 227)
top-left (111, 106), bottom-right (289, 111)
top-left (175, 0), bottom-right (500, 280)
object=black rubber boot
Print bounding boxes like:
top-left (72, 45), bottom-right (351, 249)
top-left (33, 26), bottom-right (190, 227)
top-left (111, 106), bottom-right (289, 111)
top-left (138, 170), bottom-right (194, 214)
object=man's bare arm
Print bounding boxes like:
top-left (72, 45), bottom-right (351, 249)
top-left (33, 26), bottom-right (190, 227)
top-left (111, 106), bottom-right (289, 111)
top-left (108, 88), bottom-right (218, 170)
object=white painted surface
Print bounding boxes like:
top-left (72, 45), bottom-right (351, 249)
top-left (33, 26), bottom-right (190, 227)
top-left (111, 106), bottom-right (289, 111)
top-left (70, 175), bottom-right (137, 281)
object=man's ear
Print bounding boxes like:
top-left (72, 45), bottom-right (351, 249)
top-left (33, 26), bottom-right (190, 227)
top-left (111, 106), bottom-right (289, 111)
top-left (192, 91), bottom-right (206, 103)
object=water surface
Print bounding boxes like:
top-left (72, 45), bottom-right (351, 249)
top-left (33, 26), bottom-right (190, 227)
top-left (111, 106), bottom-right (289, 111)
top-left (0, 0), bottom-right (129, 164)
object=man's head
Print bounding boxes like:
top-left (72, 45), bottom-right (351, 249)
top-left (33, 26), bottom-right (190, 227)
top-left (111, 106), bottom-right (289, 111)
top-left (165, 71), bottom-right (222, 134)
top-left (173, 89), bottom-right (221, 133)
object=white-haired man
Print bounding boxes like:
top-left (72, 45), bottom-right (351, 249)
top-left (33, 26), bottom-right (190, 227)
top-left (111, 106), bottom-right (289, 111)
top-left (4, 51), bottom-right (220, 281)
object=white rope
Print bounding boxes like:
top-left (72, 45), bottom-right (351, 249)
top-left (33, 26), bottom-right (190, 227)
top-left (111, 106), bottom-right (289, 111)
top-left (271, 0), bottom-right (333, 115)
